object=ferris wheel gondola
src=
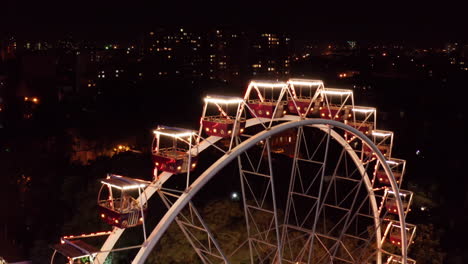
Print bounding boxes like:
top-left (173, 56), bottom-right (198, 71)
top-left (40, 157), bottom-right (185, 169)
top-left (97, 174), bottom-right (150, 229)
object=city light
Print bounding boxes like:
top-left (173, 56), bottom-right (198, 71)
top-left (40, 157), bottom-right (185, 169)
top-left (23, 96), bottom-right (39, 103)
top-left (113, 145), bottom-right (130, 152)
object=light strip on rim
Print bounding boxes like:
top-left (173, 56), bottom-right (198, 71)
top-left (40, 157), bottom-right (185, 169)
top-left (102, 182), bottom-right (147, 190)
top-left (372, 131), bottom-right (393, 137)
top-left (388, 190), bottom-right (408, 197)
top-left (63, 231), bottom-right (112, 239)
top-left (153, 130), bottom-right (196, 138)
top-left (204, 97), bottom-right (244, 104)
top-left (352, 107), bottom-right (376, 113)
top-left (288, 80), bottom-right (323, 86)
top-left (392, 224), bottom-right (411, 231)
top-left (321, 89), bottom-right (353, 95)
top-left (251, 81), bottom-right (287, 88)
top-left (386, 160), bottom-right (400, 165)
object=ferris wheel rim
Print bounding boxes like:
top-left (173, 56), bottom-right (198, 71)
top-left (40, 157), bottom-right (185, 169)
top-left (128, 118), bottom-right (407, 264)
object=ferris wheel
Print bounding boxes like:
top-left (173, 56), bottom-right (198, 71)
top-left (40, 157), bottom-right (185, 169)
top-left (51, 78), bottom-right (417, 264)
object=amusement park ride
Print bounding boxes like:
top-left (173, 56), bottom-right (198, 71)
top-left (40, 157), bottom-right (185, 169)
top-left (51, 78), bottom-right (418, 264)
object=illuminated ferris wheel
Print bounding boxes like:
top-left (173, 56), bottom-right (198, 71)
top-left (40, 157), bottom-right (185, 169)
top-left (51, 78), bottom-right (417, 264)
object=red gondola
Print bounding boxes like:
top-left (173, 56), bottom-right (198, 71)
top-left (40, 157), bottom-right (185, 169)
top-left (200, 95), bottom-right (246, 138)
top-left (286, 79), bottom-right (324, 117)
top-left (384, 221), bottom-right (416, 249)
top-left (287, 98), bottom-right (321, 117)
top-left (244, 81), bottom-right (288, 119)
top-left (383, 189), bottom-right (413, 215)
top-left (374, 158), bottom-right (406, 186)
top-left (318, 88), bottom-right (354, 121)
top-left (248, 100), bottom-right (286, 118)
top-left (363, 144), bottom-right (391, 157)
top-left (97, 174), bottom-right (149, 229)
top-left (152, 126), bottom-right (198, 174)
top-left (319, 105), bottom-right (346, 120)
top-left (202, 116), bottom-right (246, 137)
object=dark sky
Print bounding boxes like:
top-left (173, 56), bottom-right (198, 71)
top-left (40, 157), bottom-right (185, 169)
top-left (2, 1), bottom-right (466, 41)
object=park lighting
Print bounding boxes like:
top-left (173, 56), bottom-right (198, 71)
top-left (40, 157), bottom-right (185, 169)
top-left (231, 192), bottom-right (240, 201)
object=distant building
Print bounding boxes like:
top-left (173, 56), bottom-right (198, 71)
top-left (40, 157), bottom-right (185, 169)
top-left (0, 37), bottom-right (17, 62)
top-left (248, 32), bottom-right (292, 78)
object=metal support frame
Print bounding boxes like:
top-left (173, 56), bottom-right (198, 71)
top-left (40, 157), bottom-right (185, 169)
top-left (286, 79), bottom-right (324, 119)
top-left (236, 136), bottom-right (283, 264)
top-left (158, 191), bottom-right (231, 264)
top-left (243, 80), bottom-right (289, 128)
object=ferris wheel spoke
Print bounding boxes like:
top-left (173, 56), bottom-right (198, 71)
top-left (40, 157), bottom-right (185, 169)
top-left (197, 135), bottom-right (228, 155)
top-left (157, 191), bottom-right (231, 264)
top-left (265, 138), bottom-right (283, 263)
top-left (303, 162), bottom-right (326, 195)
top-left (305, 125), bottom-right (332, 264)
top-left (236, 136), bottom-right (284, 264)
top-left (305, 128), bottom-right (328, 161)
top-left (328, 178), bottom-right (366, 261)
top-left (351, 212), bottom-right (388, 261)
top-left (328, 190), bottom-right (370, 237)
top-left (281, 126), bottom-right (303, 246)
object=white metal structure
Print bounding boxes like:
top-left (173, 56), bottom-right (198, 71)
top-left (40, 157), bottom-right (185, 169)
top-left (243, 80), bottom-right (289, 127)
top-left (54, 78), bottom-right (416, 264)
top-left (366, 130), bottom-right (395, 159)
top-left (286, 79), bottom-right (324, 117)
top-left (127, 119), bottom-right (409, 264)
top-left (319, 88), bottom-right (354, 121)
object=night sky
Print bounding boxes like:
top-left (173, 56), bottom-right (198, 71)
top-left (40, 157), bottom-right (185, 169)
top-left (2, 1), bottom-right (466, 40)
